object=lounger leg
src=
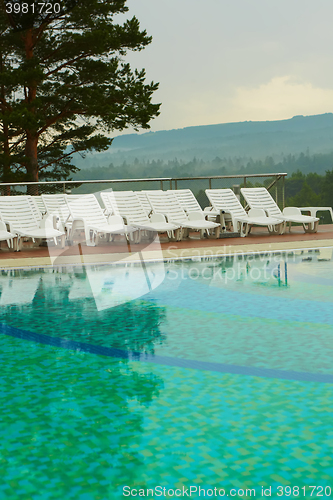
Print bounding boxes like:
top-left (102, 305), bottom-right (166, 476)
top-left (14, 236), bottom-right (22, 252)
top-left (170, 228), bottom-right (182, 241)
top-left (268, 222), bottom-right (284, 235)
top-left (129, 230), bottom-right (141, 244)
top-left (303, 220), bottom-right (319, 233)
top-left (172, 228), bottom-right (182, 241)
top-left (239, 222), bottom-right (250, 237)
top-left (168, 229), bottom-right (176, 242)
top-left (85, 228), bottom-right (96, 246)
top-left (146, 230), bottom-right (156, 243)
top-left (134, 230), bottom-right (141, 244)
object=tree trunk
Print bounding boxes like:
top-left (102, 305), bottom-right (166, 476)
top-left (25, 133), bottom-right (39, 194)
top-left (1, 52), bottom-right (11, 194)
top-left (23, 29), bottom-right (39, 194)
top-left (2, 122), bottom-right (11, 195)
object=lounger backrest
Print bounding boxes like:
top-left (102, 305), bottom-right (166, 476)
top-left (146, 191), bottom-right (188, 223)
top-left (67, 195), bottom-right (83, 201)
top-left (137, 191), bottom-right (154, 215)
top-left (205, 189), bottom-right (247, 218)
top-left (31, 196), bottom-right (46, 215)
top-left (66, 194), bottom-right (107, 226)
top-left (241, 188), bottom-right (282, 217)
top-left (42, 194), bottom-right (71, 224)
top-left (100, 191), bottom-right (114, 215)
top-left (168, 189), bottom-right (202, 213)
top-left (0, 196), bottom-right (41, 231)
top-left (101, 191), bottom-right (149, 225)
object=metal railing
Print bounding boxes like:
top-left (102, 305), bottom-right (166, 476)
top-left (0, 172), bottom-right (287, 208)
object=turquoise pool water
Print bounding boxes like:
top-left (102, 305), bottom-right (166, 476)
top-left (0, 249), bottom-right (333, 499)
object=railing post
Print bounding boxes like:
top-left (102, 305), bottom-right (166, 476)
top-left (243, 176), bottom-right (246, 188)
top-left (282, 175), bottom-right (285, 209)
top-left (275, 179), bottom-right (278, 206)
top-left (160, 180), bottom-right (163, 190)
top-left (209, 178), bottom-right (212, 189)
top-left (63, 182), bottom-right (66, 193)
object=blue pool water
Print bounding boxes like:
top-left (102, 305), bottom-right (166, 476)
top-left (0, 249), bottom-right (332, 499)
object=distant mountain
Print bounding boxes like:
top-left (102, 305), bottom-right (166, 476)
top-left (73, 113), bottom-right (333, 169)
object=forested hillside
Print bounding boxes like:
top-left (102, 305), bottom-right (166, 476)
top-left (70, 114), bottom-right (333, 217)
top-left (73, 151), bottom-right (333, 180)
top-left (72, 113), bottom-right (333, 169)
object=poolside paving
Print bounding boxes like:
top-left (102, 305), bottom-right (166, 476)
top-left (0, 224), bottom-right (332, 268)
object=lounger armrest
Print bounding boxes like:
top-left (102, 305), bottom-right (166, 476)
top-left (282, 207), bottom-right (302, 216)
top-left (187, 211), bottom-right (205, 221)
top-left (40, 214), bottom-right (57, 230)
top-left (219, 209), bottom-right (233, 222)
top-left (118, 214), bottom-right (129, 224)
top-left (108, 214), bottom-right (125, 225)
top-left (71, 217), bottom-right (86, 231)
top-left (3, 220), bottom-right (16, 234)
top-left (0, 220), bottom-right (9, 233)
top-left (248, 208), bottom-right (267, 218)
top-left (150, 213), bottom-right (167, 223)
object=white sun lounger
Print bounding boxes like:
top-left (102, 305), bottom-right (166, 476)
top-left (66, 194), bottom-right (138, 246)
top-left (0, 196), bottom-right (65, 250)
top-left (146, 191), bottom-right (221, 239)
top-left (205, 188), bottom-right (283, 237)
top-left (100, 191), bottom-right (181, 240)
top-left (168, 189), bottom-right (219, 221)
top-left (241, 187), bottom-right (319, 233)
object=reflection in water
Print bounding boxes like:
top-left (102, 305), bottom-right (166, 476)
top-left (0, 335), bottom-right (164, 495)
top-left (85, 262), bottom-right (165, 311)
top-left (0, 265), bottom-right (167, 353)
top-left (167, 254), bottom-right (290, 289)
top-left (0, 271), bottom-right (41, 305)
top-left (0, 265), bottom-right (166, 495)
top-left (0, 249), bottom-right (333, 496)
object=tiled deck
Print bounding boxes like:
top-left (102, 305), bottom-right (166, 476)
top-left (0, 224), bottom-right (332, 268)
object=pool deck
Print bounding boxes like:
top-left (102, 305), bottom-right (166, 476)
top-left (0, 224), bottom-right (332, 268)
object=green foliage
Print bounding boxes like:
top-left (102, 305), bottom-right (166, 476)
top-left (287, 181), bottom-right (321, 207)
top-left (320, 169), bottom-right (333, 208)
top-left (0, 0), bottom-right (160, 183)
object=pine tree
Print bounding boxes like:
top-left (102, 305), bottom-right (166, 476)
top-left (0, 0), bottom-right (160, 191)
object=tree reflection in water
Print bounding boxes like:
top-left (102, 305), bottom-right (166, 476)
top-left (0, 267), bottom-right (166, 496)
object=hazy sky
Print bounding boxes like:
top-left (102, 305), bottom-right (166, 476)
top-left (120, 0), bottom-right (333, 132)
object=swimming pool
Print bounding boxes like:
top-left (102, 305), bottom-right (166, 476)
top-left (0, 248), bottom-right (332, 499)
